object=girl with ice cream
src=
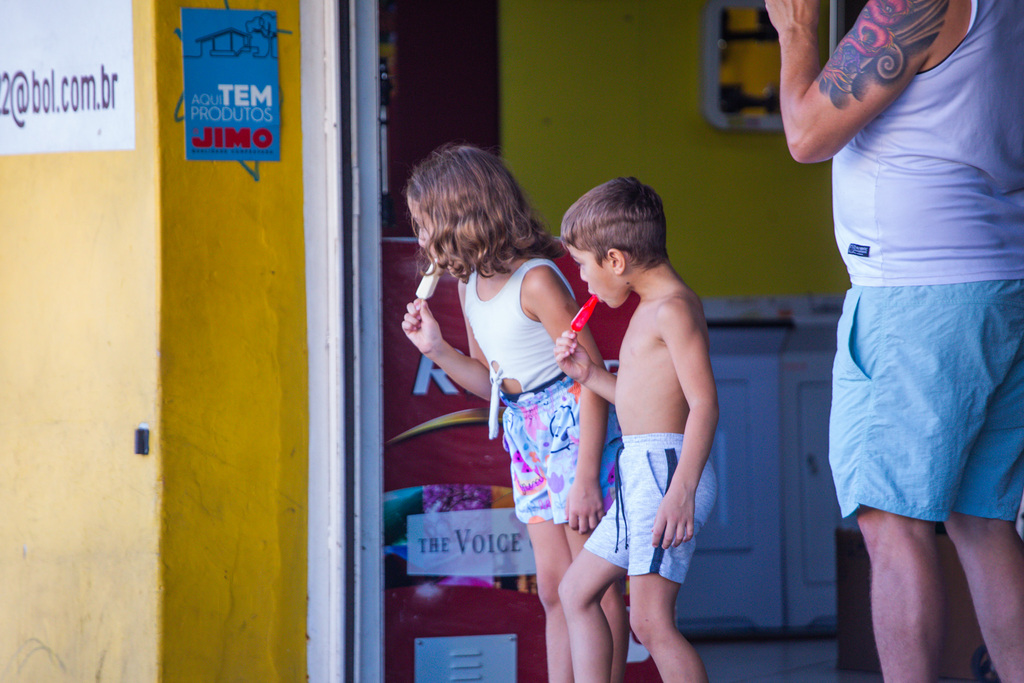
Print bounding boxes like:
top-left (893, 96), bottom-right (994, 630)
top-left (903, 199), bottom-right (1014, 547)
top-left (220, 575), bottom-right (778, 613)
top-left (401, 143), bottom-right (628, 683)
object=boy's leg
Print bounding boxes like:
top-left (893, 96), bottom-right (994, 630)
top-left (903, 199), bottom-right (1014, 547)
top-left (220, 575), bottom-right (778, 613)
top-left (945, 512), bottom-right (1024, 682)
top-left (857, 507), bottom-right (945, 682)
top-left (526, 519), bottom-right (574, 683)
top-left (628, 572), bottom-right (707, 683)
top-left (558, 549), bottom-right (626, 682)
top-left (566, 527), bottom-right (628, 683)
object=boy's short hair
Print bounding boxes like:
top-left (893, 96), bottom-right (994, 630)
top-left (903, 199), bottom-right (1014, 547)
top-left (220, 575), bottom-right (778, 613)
top-left (560, 177), bottom-right (669, 269)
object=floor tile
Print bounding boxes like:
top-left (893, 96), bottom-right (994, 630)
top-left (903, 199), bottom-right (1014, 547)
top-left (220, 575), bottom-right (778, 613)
top-left (692, 638), bottom-right (971, 683)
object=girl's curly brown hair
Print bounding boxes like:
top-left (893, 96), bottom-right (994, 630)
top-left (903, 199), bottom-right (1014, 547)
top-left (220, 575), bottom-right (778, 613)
top-left (404, 143), bottom-right (564, 283)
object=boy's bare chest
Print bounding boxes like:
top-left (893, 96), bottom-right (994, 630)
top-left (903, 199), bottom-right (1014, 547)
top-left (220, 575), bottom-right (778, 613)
top-left (616, 318), bottom-right (674, 389)
top-left (614, 326), bottom-right (684, 433)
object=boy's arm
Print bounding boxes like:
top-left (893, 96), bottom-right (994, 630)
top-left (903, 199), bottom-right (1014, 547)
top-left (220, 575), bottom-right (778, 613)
top-left (651, 296), bottom-right (719, 548)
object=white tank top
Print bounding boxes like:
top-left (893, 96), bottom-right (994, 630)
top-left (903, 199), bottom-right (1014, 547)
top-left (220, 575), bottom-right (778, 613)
top-left (464, 259), bottom-right (570, 392)
top-left (832, 0), bottom-right (1024, 286)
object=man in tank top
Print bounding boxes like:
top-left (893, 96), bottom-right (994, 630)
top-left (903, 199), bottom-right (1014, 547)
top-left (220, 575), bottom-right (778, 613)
top-left (767, 1), bottom-right (1024, 680)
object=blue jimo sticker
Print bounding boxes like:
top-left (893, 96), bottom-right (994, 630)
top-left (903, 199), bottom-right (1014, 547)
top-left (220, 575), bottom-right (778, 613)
top-left (848, 243), bottom-right (871, 257)
top-left (181, 8), bottom-right (280, 161)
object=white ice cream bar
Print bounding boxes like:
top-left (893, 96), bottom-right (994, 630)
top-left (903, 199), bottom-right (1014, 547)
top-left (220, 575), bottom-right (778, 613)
top-left (416, 262), bottom-right (441, 299)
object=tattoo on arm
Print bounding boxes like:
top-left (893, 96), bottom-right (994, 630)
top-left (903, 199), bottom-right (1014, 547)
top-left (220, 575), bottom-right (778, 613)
top-left (820, 0), bottom-right (948, 107)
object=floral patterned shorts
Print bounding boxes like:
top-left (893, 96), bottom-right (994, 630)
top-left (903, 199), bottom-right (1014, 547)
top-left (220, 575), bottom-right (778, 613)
top-left (501, 374), bottom-right (621, 524)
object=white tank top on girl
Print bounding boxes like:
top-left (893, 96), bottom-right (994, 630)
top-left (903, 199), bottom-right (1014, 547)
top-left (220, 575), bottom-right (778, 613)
top-left (464, 258), bottom-right (570, 393)
top-left (832, 0), bottom-right (1024, 286)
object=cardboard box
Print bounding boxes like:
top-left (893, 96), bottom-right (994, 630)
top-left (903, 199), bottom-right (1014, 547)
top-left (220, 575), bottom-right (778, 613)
top-left (835, 528), bottom-right (987, 681)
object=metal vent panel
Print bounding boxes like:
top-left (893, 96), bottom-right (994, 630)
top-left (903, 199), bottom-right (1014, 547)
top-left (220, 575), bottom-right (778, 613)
top-left (414, 634), bottom-right (517, 682)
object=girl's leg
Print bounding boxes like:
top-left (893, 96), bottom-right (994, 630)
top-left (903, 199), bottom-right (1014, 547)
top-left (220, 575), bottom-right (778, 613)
top-left (558, 549), bottom-right (627, 682)
top-left (565, 527), bottom-right (628, 683)
top-left (527, 519), bottom-right (574, 683)
top-left (628, 573), bottom-right (707, 683)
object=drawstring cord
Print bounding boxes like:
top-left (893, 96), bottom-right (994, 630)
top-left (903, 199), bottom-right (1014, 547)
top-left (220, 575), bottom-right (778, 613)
top-left (487, 364), bottom-right (504, 440)
top-left (613, 443), bottom-right (627, 552)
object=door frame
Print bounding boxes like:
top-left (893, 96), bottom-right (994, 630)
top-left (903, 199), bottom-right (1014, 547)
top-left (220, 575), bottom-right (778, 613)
top-left (304, 0), bottom-right (383, 680)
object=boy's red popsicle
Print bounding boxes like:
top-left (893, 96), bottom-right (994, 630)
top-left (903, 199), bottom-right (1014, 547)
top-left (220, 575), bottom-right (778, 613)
top-left (571, 295), bottom-right (599, 331)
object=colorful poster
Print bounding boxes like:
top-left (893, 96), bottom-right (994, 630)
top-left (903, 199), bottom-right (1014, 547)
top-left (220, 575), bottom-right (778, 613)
top-left (180, 8), bottom-right (280, 161)
top-left (0, 0), bottom-right (135, 156)
top-left (382, 238), bottom-right (660, 681)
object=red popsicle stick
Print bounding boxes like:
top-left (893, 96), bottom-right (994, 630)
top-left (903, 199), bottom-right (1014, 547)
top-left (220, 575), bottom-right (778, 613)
top-left (571, 295), bottom-right (599, 331)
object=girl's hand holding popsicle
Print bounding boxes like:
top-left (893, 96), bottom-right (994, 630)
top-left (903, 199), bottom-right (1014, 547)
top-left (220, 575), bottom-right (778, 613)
top-left (405, 262), bottom-right (445, 356)
top-left (402, 297), bottom-right (443, 357)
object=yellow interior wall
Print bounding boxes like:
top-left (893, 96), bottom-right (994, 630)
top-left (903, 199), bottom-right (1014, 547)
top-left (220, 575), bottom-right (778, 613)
top-left (155, 2), bottom-right (308, 681)
top-left (501, 0), bottom-right (848, 297)
top-left (0, 2), bottom-right (161, 680)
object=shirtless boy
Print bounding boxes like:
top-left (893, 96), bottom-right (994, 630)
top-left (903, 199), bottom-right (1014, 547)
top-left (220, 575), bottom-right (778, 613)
top-left (554, 177), bottom-right (718, 683)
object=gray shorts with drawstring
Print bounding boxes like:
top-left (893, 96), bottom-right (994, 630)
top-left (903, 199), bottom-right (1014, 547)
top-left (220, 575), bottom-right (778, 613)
top-left (583, 433), bottom-right (717, 584)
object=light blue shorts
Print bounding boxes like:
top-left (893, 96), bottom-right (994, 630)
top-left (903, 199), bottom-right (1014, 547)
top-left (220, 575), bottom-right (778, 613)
top-left (501, 374), bottom-right (621, 524)
top-left (584, 433), bottom-right (717, 584)
top-left (830, 280), bottom-right (1024, 521)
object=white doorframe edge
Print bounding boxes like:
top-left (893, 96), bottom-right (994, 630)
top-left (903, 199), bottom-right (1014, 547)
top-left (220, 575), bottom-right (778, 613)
top-left (302, 0), bottom-right (344, 679)
top-left (304, 0), bottom-right (383, 681)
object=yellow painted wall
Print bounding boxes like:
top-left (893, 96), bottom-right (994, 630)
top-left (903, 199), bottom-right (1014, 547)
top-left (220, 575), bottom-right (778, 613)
top-left (155, 1), bottom-right (308, 682)
top-left (501, 0), bottom-right (848, 297)
top-left (0, 1), bottom-right (162, 680)
top-left (1, 1), bottom-right (308, 681)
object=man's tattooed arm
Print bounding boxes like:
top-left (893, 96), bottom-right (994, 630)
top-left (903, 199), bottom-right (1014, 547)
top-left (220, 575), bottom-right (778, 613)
top-left (821, 0), bottom-right (948, 107)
